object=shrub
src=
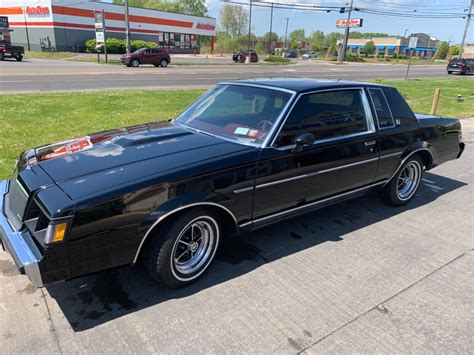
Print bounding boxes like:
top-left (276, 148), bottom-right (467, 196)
top-left (131, 40), bottom-right (157, 51)
top-left (106, 37), bottom-right (125, 54)
top-left (344, 52), bottom-right (364, 62)
top-left (392, 53), bottom-right (398, 59)
top-left (85, 38), bottom-right (97, 53)
top-left (264, 55), bottom-right (290, 63)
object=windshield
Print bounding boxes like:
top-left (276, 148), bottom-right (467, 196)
top-left (175, 84), bottom-right (292, 145)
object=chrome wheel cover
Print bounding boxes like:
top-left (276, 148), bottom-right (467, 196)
top-left (397, 160), bottom-right (421, 200)
top-left (160, 60), bottom-right (167, 67)
top-left (171, 216), bottom-right (218, 280)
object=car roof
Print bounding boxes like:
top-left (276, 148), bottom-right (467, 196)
top-left (231, 78), bottom-right (385, 93)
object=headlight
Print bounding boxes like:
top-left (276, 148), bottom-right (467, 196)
top-left (44, 222), bottom-right (68, 244)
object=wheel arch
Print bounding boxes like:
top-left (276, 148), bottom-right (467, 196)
top-left (132, 202), bottom-right (238, 264)
top-left (384, 146), bottom-right (435, 187)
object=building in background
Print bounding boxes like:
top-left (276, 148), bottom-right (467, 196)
top-left (339, 33), bottom-right (439, 58)
top-left (0, 0), bottom-right (216, 53)
top-left (461, 44), bottom-right (474, 58)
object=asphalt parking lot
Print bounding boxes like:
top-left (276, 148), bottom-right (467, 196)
top-left (0, 57), bottom-right (457, 93)
top-left (1, 119), bottom-right (473, 353)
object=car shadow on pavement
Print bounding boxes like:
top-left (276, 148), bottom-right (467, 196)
top-left (46, 171), bottom-right (466, 331)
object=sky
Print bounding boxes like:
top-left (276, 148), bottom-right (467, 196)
top-left (204, 0), bottom-right (473, 44)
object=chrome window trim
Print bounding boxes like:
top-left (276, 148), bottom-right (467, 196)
top-left (238, 180), bottom-right (387, 227)
top-left (132, 202), bottom-right (238, 264)
top-left (367, 88), bottom-right (396, 129)
top-left (233, 156), bottom-right (380, 194)
top-left (174, 82), bottom-right (297, 149)
top-left (266, 87), bottom-right (377, 149)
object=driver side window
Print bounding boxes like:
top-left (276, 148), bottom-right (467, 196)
top-left (274, 89), bottom-right (369, 147)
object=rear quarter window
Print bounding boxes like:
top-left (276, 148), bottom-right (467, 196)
top-left (381, 87), bottom-right (418, 125)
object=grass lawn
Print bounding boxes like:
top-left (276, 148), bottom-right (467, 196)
top-left (0, 77), bottom-right (472, 179)
top-left (0, 89), bottom-right (204, 178)
top-left (380, 78), bottom-right (474, 119)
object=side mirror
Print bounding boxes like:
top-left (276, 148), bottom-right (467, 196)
top-left (292, 133), bottom-right (315, 152)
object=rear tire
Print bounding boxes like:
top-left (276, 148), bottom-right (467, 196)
top-left (131, 59), bottom-right (140, 67)
top-left (380, 155), bottom-right (423, 206)
top-left (160, 59), bottom-right (168, 67)
top-left (146, 208), bottom-right (221, 288)
top-left (0, 52), bottom-right (4, 61)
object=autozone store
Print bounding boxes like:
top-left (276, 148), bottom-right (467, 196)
top-left (0, 0), bottom-right (216, 53)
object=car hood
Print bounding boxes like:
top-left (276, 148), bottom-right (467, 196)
top-left (20, 122), bottom-right (252, 198)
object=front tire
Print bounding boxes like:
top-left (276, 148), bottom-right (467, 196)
top-left (146, 209), bottom-right (221, 288)
top-left (131, 59), bottom-right (140, 67)
top-left (381, 156), bottom-right (423, 206)
top-left (447, 70), bottom-right (452, 75)
top-left (16, 55), bottom-right (23, 62)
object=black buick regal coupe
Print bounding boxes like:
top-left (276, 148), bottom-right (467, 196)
top-left (0, 79), bottom-right (464, 289)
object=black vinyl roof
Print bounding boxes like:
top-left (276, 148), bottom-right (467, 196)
top-left (234, 78), bottom-right (385, 93)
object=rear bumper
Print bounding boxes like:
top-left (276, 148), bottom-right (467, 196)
top-left (0, 180), bottom-right (43, 287)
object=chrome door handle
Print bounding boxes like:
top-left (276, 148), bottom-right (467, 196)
top-left (365, 141), bottom-right (376, 146)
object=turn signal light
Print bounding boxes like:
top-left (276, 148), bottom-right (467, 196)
top-left (44, 222), bottom-right (68, 244)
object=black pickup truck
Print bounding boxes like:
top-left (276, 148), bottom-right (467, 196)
top-left (0, 39), bottom-right (24, 61)
top-left (0, 79), bottom-right (464, 289)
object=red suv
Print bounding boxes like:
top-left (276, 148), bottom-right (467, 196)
top-left (121, 47), bottom-right (170, 68)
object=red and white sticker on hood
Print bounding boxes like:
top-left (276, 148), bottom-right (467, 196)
top-left (37, 137), bottom-right (93, 162)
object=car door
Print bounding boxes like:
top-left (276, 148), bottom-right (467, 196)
top-left (141, 49), bottom-right (152, 64)
top-left (251, 88), bottom-right (379, 225)
top-left (151, 48), bottom-right (162, 64)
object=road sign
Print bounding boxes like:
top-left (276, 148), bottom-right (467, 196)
top-left (408, 36), bottom-right (418, 49)
top-left (94, 12), bottom-right (104, 30)
top-left (336, 18), bottom-right (363, 28)
top-left (95, 30), bottom-right (105, 44)
top-left (0, 16), bottom-right (9, 28)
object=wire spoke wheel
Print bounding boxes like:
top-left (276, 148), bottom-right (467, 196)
top-left (172, 217), bottom-right (217, 276)
top-left (396, 161), bottom-right (421, 201)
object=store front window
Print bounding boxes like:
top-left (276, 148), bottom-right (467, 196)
top-left (159, 32), bottom-right (199, 49)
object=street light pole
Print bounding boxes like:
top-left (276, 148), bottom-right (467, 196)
top-left (459, 0), bottom-right (473, 59)
top-left (124, 0), bottom-right (131, 53)
top-left (248, 0), bottom-right (253, 49)
top-left (338, 0), bottom-right (354, 64)
top-left (284, 17), bottom-right (289, 50)
top-left (403, 28), bottom-right (409, 38)
top-left (268, 2), bottom-right (274, 54)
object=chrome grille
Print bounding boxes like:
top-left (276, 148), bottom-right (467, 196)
top-left (4, 173), bottom-right (29, 230)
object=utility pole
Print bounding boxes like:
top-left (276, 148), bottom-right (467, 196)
top-left (22, 7), bottom-right (30, 51)
top-left (338, 0), bottom-right (354, 64)
top-left (124, 0), bottom-right (131, 53)
top-left (268, 2), bottom-right (274, 54)
top-left (459, 0), bottom-right (473, 59)
top-left (284, 17), bottom-right (289, 50)
top-left (248, 0), bottom-right (253, 49)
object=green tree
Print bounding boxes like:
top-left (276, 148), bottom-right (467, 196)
top-left (112, 0), bottom-right (208, 16)
top-left (289, 29), bottom-right (305, 44)
top-left (310, 30), bottom-right (324, 51)
top-left (433, 41), bottom-right (449, 60)
top-left (324, 32), bottom-right (343, 47)
top-left (449, 45), bottom-right (460, 56)
top-left (219, 4), bottom-right (248, 38)
top-left (364, 40), bottom-right (376, 56)
top-left (175, 0), bottom-right (207, 17)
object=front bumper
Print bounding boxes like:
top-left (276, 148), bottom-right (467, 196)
top-left (0, 180), bottom-right (43, 287)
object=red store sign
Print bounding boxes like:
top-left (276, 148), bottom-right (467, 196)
top-left (25, 6), bottom-right (50, 16)
top-left (196, 23), bottom-right (215, 31)
top-left (336, 18), bottom-right (363, 28)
